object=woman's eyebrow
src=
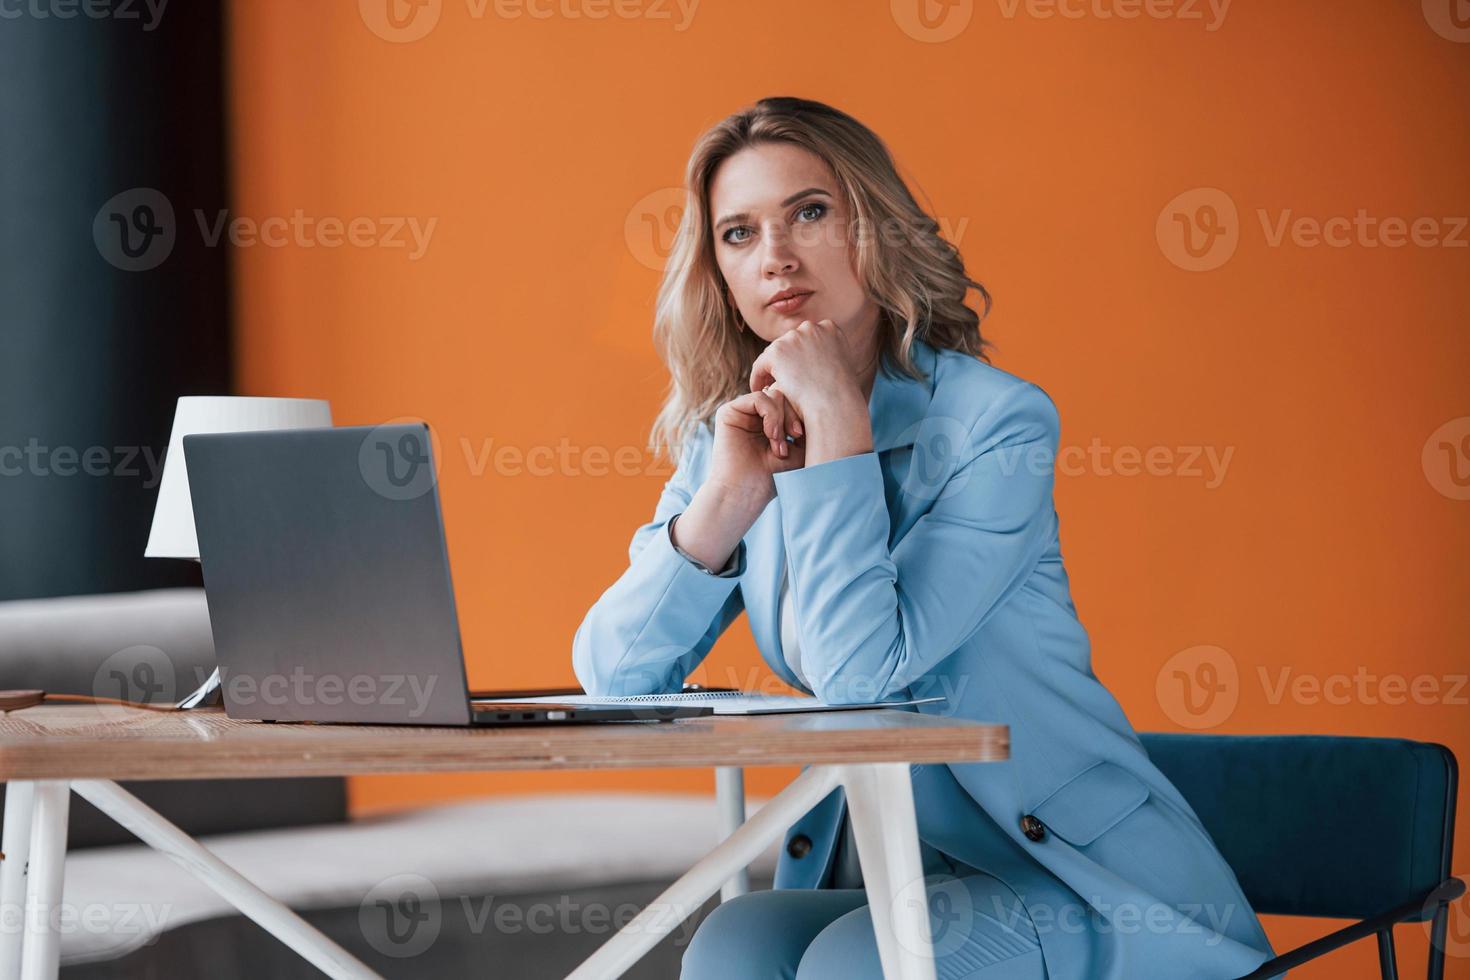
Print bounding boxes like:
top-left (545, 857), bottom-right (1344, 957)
top-left (714, 187), bottom-right (831, 231)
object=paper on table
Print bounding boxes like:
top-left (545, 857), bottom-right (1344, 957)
top-left (471, 692), bottom-right (946, 716)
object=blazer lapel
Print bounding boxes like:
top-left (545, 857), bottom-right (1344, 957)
top-left (745, 336), bottom-right (940, 688)
top-left (746, 497), bottom-right (804, 690)
top-left (868, 336), bottom-right (940, 454)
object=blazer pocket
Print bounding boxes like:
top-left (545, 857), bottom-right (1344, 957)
top-left (1029, 760), bottom-right (1150, 846)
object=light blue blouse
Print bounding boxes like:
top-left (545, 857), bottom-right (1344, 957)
top-left (575, 340), bottom-right (1278, 978)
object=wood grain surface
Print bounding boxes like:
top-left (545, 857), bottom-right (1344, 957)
top-left (0, 706), bottom-right (1008, 781)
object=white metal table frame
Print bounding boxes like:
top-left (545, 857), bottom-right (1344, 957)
top-left (0, 762), bottom-right (937, 980)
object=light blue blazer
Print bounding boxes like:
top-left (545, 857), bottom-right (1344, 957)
top-left (572, 338), bottom-right (1278, 980)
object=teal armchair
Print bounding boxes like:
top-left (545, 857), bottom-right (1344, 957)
top-left (1140, 733), bottom-right (1463, 980)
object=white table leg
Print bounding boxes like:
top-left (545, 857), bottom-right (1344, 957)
top-left (20, 781), bottom-right (69, 980)
top-left (844, 763), bottom-right (936, 980)
top-left (568, 765), bottom-right (843, 980)
top-left (713, 766), bottom-right (750, 902)
top-left (1, 781), bottom-right (37, 977)
top-left (69, 780), bottom-right (381, 980)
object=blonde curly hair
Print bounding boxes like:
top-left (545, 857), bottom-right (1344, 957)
top-left (650, 95), bottom-right (993, 462)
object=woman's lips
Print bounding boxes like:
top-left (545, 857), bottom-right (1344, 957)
top-left (769, 291), bottom-right (812, 314)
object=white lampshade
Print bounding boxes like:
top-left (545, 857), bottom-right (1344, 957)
top-left (145, 396), bottom-right (333, 559)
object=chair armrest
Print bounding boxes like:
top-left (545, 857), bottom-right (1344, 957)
top-left (1233, 876), bottom-right (1466, 980)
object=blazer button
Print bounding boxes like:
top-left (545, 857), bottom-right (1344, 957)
top-left (1020, 815), bottom-right (1046, 842)
top-left (787, 834), bottom-right (813, 859)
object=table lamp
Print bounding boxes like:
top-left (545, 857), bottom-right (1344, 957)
top-left (146, 396), bottom-right (333, 707)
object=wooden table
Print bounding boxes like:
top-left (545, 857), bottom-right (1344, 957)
top-left (0, 705), bottom-right (1007, 980)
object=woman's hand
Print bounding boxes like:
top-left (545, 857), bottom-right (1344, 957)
top-left (749, 319), bottom-right (874, 466)
top-left (667, 389), bottom-right (805, 571)
top-left (707, 387), bottom-right (807, 506)
top-left (748, 318), bottom-right (866, 419)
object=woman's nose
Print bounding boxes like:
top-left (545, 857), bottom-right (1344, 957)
top-left (761, 236), bottom-right (798, 277)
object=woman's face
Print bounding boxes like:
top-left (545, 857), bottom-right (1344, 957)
top-left (709, 143), bottom-right (878, 347)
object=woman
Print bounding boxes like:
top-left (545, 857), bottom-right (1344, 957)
top-left (572, 97), bottom-right (1277, 980)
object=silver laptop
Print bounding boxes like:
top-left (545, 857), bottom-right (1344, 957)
top-left (181, 424), bottom-right (709, 727)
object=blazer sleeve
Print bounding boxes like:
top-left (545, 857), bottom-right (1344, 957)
top-left (571, 423), bottom-right (748, 696)
top-left (771, 382), bottom-right (1059, 703)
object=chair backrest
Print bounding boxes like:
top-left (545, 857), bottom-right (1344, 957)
top-left (0, 587), bottom-right (217, 701)
top-left (0, 778), bottom-right (350, 850)
top-left (1139, 733), bottom-right (1458, 921)
top-left (0, 587), bottom-right (349, 848)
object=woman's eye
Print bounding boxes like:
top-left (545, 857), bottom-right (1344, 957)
top-left (720, 203), bottom-right (824, 245)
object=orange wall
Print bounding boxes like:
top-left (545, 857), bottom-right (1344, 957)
top-left (227, 2), bottom-right (1469, 974)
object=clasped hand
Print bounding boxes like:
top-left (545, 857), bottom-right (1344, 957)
top-left (707, 319), bottom-right (871, 500)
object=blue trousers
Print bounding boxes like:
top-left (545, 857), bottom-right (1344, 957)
top-left (680, 873), bottom-right (1047, 980)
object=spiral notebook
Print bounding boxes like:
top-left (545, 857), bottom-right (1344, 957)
top-left (471, 691), bottom-right (945, 716)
